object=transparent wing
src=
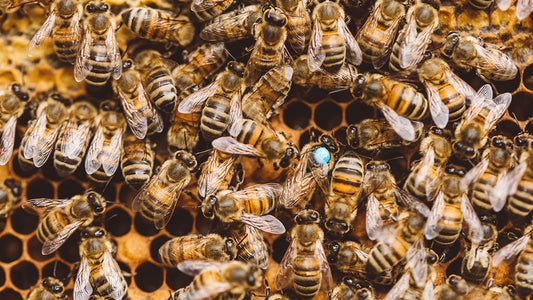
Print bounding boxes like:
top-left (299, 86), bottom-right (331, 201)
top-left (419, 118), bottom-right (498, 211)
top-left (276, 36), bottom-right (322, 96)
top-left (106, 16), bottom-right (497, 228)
top-left (490, 169), bottom-right (508, 212)
top-left (424, 192), bottom-right (445, 240)
top-left (154, 188), bottom-right (183, 230)
top-left (490, 161), bottom-right (527, 212)
top-left (276, 237), bottom-right (298, 290)
top-left (399, 14), bottom-right (437, 69)
top-left (384, 272), bottom-right (410, 300)
top-left (422, 280), bottom-right (434, 300)
top-left (425, 82), bottom-right (449, 129)
top-left (29, 11), bottom-right (56, 57)
top-left (106, 26), bottom-right (122, 80)
top-left (61, 119), bottom-right (91, 159)
top-left (473, 42), bottom-right (517, 79)
top-left (131, 163), bottom-right (165, 212)
top-left (211, 136), bottom-right (262, 156)
top-left (102, 129), bottom-right (123, 176)
top-left (191, 0), bottom-right (222, 12)
top-left (445, 69), bottom-right (476, 101)
top-left (496, 0), bottom-right (512, 10)
top-left (338, 16), bottom-right (362, 66)
top-left (461, 158), bottom-right (489, 187)
top-left (85, 125), bottom-right (104, 175)
top-left (492, 235), bottom-right (530, 267)
top-left (33, 124), bottom-right (62, 168)
top-left (74, 256), bottom-right (93, 300)
top-left (229, 183), bottom-right (283, 203)
top-left (366, 194), bottom-right (383, 241)
top-left (394, 188), bottom-right (430, 218)
top-left (463, 84), bottom-right (492, 124)
top-left (484, 93), bottom-right (512, 132)
top-left (407, 239), bottom-right (428, 287)
top-left (177, 260), bottom-right (225, 276)
top-left (23, 112), bottom-right (47, 160)
top-left (371, 8), bottom-right (402, 69)
top-left (279, 154), bottom-right (315, 208)
top-left (119, 86), bottom-right (148, 139)
top-left (516, 0), bottom-right (533, 20)
top-left (25, 198), bottom-right (71, 209)
top-left (74, 29), bottom-right (92, 82)
top-left (461, 194), bottom-right (483, 244)
top-left (0, 116), bottom-right (16, 165)
top-left (380, 104), bottom-right (416, 141)
top-left (307, 20), bottom-right (325, 72)
top-left (415, 144), bottom-right (434, 189)
top-left (288, 0), bottom-right (309, 53)
top-left (178, 81), bottom-right (218, 113)
top-left (227, 89), bottom-right (243, 136)
top-left (311, 159), bottom-right (331, 196)
top-left (102, 251), bottom-right (126, 300)
top-left (316, 239), bottom-right (333, 293)
top-left (176, 281), bottom-right (231, 300)
top-left (238, 214), bottom-right (286, 234)
top-left (199, 10), bottom-right (254, 41)
top-left (42, 220), bottom-right (83, 255)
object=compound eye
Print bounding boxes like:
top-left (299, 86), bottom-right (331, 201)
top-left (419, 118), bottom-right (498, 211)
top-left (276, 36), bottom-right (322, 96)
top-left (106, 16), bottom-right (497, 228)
top-left (95, 206), bottom-right (104, 213)
top-left (516, 137), bottom-right (526, 146)
top-left (86, 4), bottom-right (96, 12)
top-left (339, 223), bottom-right (348, 231)
top-left (52, 284), bottom-right (64, 293)
top-left (431, 126), bottom-right (443, 135)
top-left (310, 211), bottom-right (318, 221)
top-left (493, 137), bottom-right (504, 148)
top-left (208, 195), bottom-right (217, 205)
top-left (225, 239), bottom-right (234, 248)
top-left (367, 163), bottom-right (375, 170)
top-left (43, 279), bottom-right (50, 287)
top-left (87, 192), bottom-right (96, 202)
top-left (247, 275), bottom-right (256, 285)
top-left (187, 159), bottom-right (196, 168)
top-left (100, 3), bottom-right (108, 11)
top-left (466, 147), bottom-right (475, 157)
top-left (11, 84), bottom-right (20, 93)
top-left (123, 59), bottom-right (133, 69)
top-left (82, 231), bottom-right (90, 238)
top-left (95, 229), bottom-right (105, 237)
top-left (445, 166), bottom-right (455, 174)
top-left (296, 215), bottom-right (303, 224)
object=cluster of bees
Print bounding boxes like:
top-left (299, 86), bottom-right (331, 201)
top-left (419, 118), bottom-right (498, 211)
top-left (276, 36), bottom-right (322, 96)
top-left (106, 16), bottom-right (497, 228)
top-left (0, 0), bottom-right (532, 298)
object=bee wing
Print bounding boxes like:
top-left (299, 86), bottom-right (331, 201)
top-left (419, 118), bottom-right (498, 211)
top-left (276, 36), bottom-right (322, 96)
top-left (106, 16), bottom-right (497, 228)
top-left (288, 0), bottom-right (310, 53)
top-left (463, 84), bottom-right (492, 124)
top-left (229, 183), bottom-right (283, 202)
top-left (228, 89), bottom-right (243, 137)
top-left (42, 220), bottom-right (83, 255)
top-left (212, 136), bottom-right (263, 156)
top-left (178, 81), bottom-right (218, 113)
top-left (276, 237), bottom-right (298, 290)
top-left (191, 0), bottom-right (220, 12)
top-left (154, 177), bottom-right (188, 229)
top-left (394, 187), bottom-right (430, 218)
top-left (119, 86), bottom-right (148, 139)
top-left (484, 93), bottom-right (512, 132)
top-left (415, 144), bottom-right (434, 188)
top-left (422, 280), bottom-right (435, 300)
top-left (384, 272), bottom-right (410, 300)
top-left (23, 111), bottom-right (47, 160)
top-left (102, 250), bottom-right (125, 300)
top-left (28, 11), bottom-right (56, 57)
top-left (131, 163), bottom-right (164, 212)
top-left (106, 26), bottom-right (122, 80)
top-left (33, 124), bottom-right (62, 168)
top-left (406, 239), bottom-right (428, 287)
top-left (445, 69), bottom-right (476, 101)
top-left (379, 104), bottom-right (416, 141)
top-left (74, 256), bottom-right (93, 300)
top-left (424, 191), bottom-right (445, 240)
top-left (316, 239), bottom-right (333, 292)
top-left (461, 194), bottom-right (484, 244)
top-left (177, 260), bottom-right (226, 276)
top-left (24, 198), bottom-right (71, 209)
top-left (490, 161), bottom-right (527, 212)
top-left (492, 235), bottom-right (530, 267)
top-left (311, 159), bottom-right (331, 195)
top-left (307, 19), bottom-right (325, 72)
top-left (238, 214), bottom-right (286, 234)
top-left (496, 0), bottom-right (512, 10)
top-left (61, 118), bottom-right (92, 159)
top-left (175, 282), bottom-right (232, 300)
top-left (102, 129), bottom-right (123, 176)
top-left (74, 29), bottom-right (92, 82)
top-left (372, 11), bottom-right (402, 69)
top-left (473, 42), bottom-right (517, 80)
top-left (425, 82), bottom-right (449, 129)
top-left (85, 125), bottom-right (104, 175)
top-left (461, 157), bottom-right (489, 187)
top-left (0, 116), bottom-right (17, 165)
top-left (200, 12), bottom-right (252, 41)
top-left (398, 15), bottom-right (437, 69)
top-left (233, 225), bottom-right (267, 262)
top-left (338, 16), bottom-right (362, 66)
top-left (280, 154), bottom-right (315, 208)
top-left (517, 0), bottom-right (533, 20)
top-left (366, 194), bottom-right (383, 241)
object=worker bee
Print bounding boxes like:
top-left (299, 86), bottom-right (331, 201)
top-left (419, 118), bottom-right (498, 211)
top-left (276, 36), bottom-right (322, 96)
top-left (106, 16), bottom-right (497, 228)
top-left (245, 7), bottom-right (288, 85)
top-left (468, 0), bottom-right (493, 9)
top-left (134, 49), bottom-right (178, 113)
top-left (191, 0), bottom-right (233, 22)
top-left (197, 148), bottom-right (239, 201)
top-left (27, 277), bottom-right (66, 300)
top-left (172, 260), bottom-right (262, 300)
top-left (324, 151), bottom-right (364, 236)
top-left (307, 0), bottom-right (362, 73)
top-left (168, 99), bottom-right (202, 153)
top-left (26, 190), bottom-right (106, 255)
top-left (346, 118), bottom-right (423, 152)
top-left (85, 101), bottom-right (126, 184)
top-left (497, 0), bottom-right (533, 20)
top-left (18, 94), bottom-right (68, 171)
top-left (452, 84), bottom-right (512, 160)
top-left (292, 54), bottom-right (359, 91)
top-left (112, 59), bottom-right (163, 139)
top-left (442, 32), bottom-right (518, 82)
top-left (212, 118), bottom-right (298, 170)
top-left (120, 7), bottom-right (195, 47)
top-left (434, 275), bottom-right (469, 300)
top-left (242, 65), bottom-right (293, 125)
top-left (276, 0), bottom-right (311, 54)
top-left (514, 131), bottom-right (533, 158)
top-left (276, 209), bottom-right (333, 297)
top-left (0, 178), bottom-right (21, 219)
top-left (0, 83), bottom-right (28, 165)
top-left (74, 227), bottom-right (127, 300)
top-left (158, 233), bottom-right (237, 267)
top-left (326, 240), bottom-right (369, 278)
top-left (132, 151), bottom-right (196, 229)
top-left (202, 183), bottom-right (286, 234)
top-left (228, 223), bottom-right (270, 270)
top-left (331, 277), bottom-right (376, 300)
top-left (418, 57), bottom-right (477, 128)
top-left (28, 0), bottom-right (82, 63)
top-left (404, 127), bottom-right (452, 202)
top-left (200, 4), bottom-right (262, 42)
top-left (120, 132), bottom-right (155, 190)
top-left (389, 2), bottom-right (439, 72)
top-left (356, 0), bottom-right (405, 69)
top-left (352, 73), bottom-right (428, 142)
top-left (178, 61), bottom-right (245, 141)
top-left (461, 221), bottom-right (498, 284)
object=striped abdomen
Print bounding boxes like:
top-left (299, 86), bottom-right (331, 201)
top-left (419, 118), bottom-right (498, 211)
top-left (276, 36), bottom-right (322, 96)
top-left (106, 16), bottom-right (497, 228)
top-left (249, 43), bottom-right (284, 78)
top-left (168, 110), bottom-right (201, 152)
top-left (476, 49), bottom-right (518, 81)
top-left (201, 93), bottom-right (232, 141)
top-left (53, 22), bottom-right (81, 63)
top-left (286, 14), bottom-right (311, 54)
top-left (85, 41), bottom-right (113, 87)
top-left (53, 124), bottom-right (89, 177)
top-left (159, 235), bottom-right (205, 266)
top-left (239, 187), bottom-right (277, 216)
top-left (122, 8), bottom-right (171, 41)
top-left (377, 196), bottom-right (399, 223)
top-left (180, 270), bottom-right (224, 299)
top-left (508, 174), bottom-right (533, 219)
top-left (232, 225), bottom-right (269, 270)
top-left (516, 239), bottom-right (533, 296)
top-left (357, 19), bottom-right (393, 64)
top-left (467, 0), bottom-right (492, 9)
top-left (139, 176), bottom-right (177, 223)
top-left (143, 66), bottom-right (177, 113)
top-left (384, 83), bottom-right (428, 121)
top-left (388, 31), bottom-right (404, 72)
top-left (321, 30), bottom-right (345, 72)
top-left (434, 203), bottom-right (462, 246)
top-left (88, 135), bottom-right (121, 185)
top-left (182, 44), bottom-right (228, 86)
top-left (192, 0), bottom-right (233, 22)
top-left (366, 238), bottom-right (410, 276)
top-left (471, 168), bottom-right (499, 213)
top-left (331, 152), bottom-right (363, 197)
top-left (293, 255), bottom-right (322, 297)
top-left (18, 123), bottom-right (61, 171)
top-left (437, 82), bottom-right (465, 123)
top-left (404, 163), bottom-right (440, 201)
top-left (89, 260), bottom-right (128, 298)
top-left (121, 139), bottom-right (153, 190)
top-left (234, 119), bottom-right (266, 147)
top-left (37, 209), bottom-right (74, 244)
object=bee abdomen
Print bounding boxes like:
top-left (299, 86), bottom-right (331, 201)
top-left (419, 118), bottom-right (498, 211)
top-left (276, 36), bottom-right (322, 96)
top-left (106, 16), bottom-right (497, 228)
top-left (439, 84), bottom-right (465, 122)
top-left (236, 235), bottom-right (269, 270)
top-left (122, 8), bottom-right (169, 40)
top-left (516, 246), bottom-right (533, 295)
top-left (467, 0), bottom-right (493, 9)
top-left (54, 150), bottom-right (82, 177)
top-left (293, 255), bottom-right (322, 297)
top-left (366, 241), bottom-right (406, 275)
top-left (434, 208), bottom-right (462, 246)
top-left (235, 119), bottom-right (264, 147)
top-left (508, 178), bottom-right (533, 219)
top-left (85, 42), bottom-right (113, 86)
top-left (471, 172), bottom-right (498, 213)
top-left (121, 162), bottom-right (152, 190)
top-left (53, 27), bottom-right (81, 63)
top-left (201, 95), bottom-right (231, 140)
top-left (388, 38), bottom-right (402, 72)
top-left (321, 33), bottom-right (345, 71)
top-left (91, 266), bottom-right (128, 298)
top-left (387, 84), bottom-right (428, 120)
top-left (37, 211), bottom-right (70, 244)
top-left (144, 68), bottom-right (177, 112)
top-left (331, 153), bottom-right (363, 197)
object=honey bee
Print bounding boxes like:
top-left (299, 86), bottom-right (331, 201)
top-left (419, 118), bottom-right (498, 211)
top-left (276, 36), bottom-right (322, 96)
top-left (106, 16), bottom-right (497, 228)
top-left (326, 240), bottom-right (369, 277)
top-left (497, 0), bottom-right (533, 20)
top-left (191, 0), bottom-right (233, 22)
top-left (85, 101), bottom-right (126, 184)
top-left (132, 151), bottom-right (196, 229)
top-left (324, 151), bottom-right (364, 236)
top-left (468, 0), bottom-right (493, 9)
top-left (173, 260), bottom-right (262, 300)
top-left (19, 94), bottom-right (68, 171)
top-left (331, 277), bottom-right (376, 300)
top-left (28, 277), bottom-right (66, 300)
top-left (53, 101), bottom-right (97, 177)
top-left (276, 0), bottom-right (311, 54)
top-left (433, 275), bottom-right (469, 300)
top-left (245, 7), bottom-right (288, 85)
top-left (74, 1), bottom-right (121, 88)
top-left (120, 7), bottom-right (195, 47)
top-left (112, 59), bottom-right (163, 139)
top-left (356, 0), bottom-right (405, 69)
top-left (346, 118), bottom-right (423, 152)
top-left (418, 57), bottom-right (477, 128)
top-left (134, 49), bottom-right (178, 113)
top-left (276, 209), bottom-right (333, 297)
top-left (242, 65), bottom-right (293, 125)
top-left (293, 54), bottom-right (359, 91)
top-left (197, 148), bottom-right (239, 201)
top-left (158, 233), bottom-right (237, 267)
top-left (514, 131), bottom-right (533, 158)
top-left (352, 73), bottom-right (428, 142)
top-left (307, 0), bottom-right (362, 73)
top-left (212, 118), bottom-right (298, 170)
top-left (404, 127), bottom-right (452, 202)
top-left (120, 132), bottom-right (155, 190)
top-left (28, 0), bottom-right (82, 63)
top-left (178, 61), bottom-right (245, 141)
top-left (389, 2), bottom-right (439, 72)
top-left (202, 183), bottom-right (286, 234)
top-left (452, 84), bottom-right (512, 160)
top-left (442, 32), bottom-right (518, 82)
top-left (0, 179), bottom-right (21, 219)
top-left (228, 223), bottom-right (270, 270)
top-left (199, 4), bottom-right (262, 42)
top-left (461, 221), bottom-right (498, 284)
top-left (25, 190), bottom-right (106, 255)
top-left (0, 83), bottom-right (28, 165)
top-left (168, 99), bottom-right (202, 153)
top-left (74, 227), bottom-right (127, 300)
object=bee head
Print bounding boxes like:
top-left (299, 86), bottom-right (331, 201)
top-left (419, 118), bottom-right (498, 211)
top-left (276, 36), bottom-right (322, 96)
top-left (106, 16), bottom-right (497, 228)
top-left (346, 125), bottom-right (360, 148)
top-left (227, 61), bottom-right (245, 77)
top-left (224, 238), bottom-right (238, 259)
top-left (42, 277), bottom-right (64, 295)
top-left (320, 134), bottom-right (339, 154)
top-left (57, 0), bottom-right (77, 17)
top-left (442, 32), bottom-right (460, 57)
top-left (325, 241), bottom-right (340, 263)
top-left (295, 209), bottom-right (320, 224)
top-left (202, 195), bottom-right (217, 219)
top-left (86, 191), bottom-right (106, 214)
top-left (453, 140), bottom-right (476, 160)
top-left (264, 8), bottom-right (287, 27)
top-left (316, 1), bottom-right (340, 23)
top-left (414, 4), bottom-right (436, 27)
top-left (10, 83), bottom-right (29, 101)
top-left (382, 0), bottom-right (404, 20)
top-left (447, 275), bottom-right (468, 295)
top-left (175, 150), bottom-right (197, 171)
top-left (4, 178), bottom-right (21, 197)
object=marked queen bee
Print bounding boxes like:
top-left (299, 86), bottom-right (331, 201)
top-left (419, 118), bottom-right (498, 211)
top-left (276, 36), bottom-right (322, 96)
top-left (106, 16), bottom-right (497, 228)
top-left (0, 83), bottom-right (28, 165)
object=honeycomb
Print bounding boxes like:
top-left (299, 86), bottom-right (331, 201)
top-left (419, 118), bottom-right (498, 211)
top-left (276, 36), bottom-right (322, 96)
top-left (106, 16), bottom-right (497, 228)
top-left (1, 0), bottom-right (533, 299)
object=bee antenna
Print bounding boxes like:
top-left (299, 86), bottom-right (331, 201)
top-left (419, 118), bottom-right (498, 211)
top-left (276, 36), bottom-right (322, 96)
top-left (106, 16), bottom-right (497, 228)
top-left (194, 148), bottom-right (213, 157)
top-left (53, 259), bottom-right (58, 278)
top-left (237, 233), bottom-right (247, 247)
top-left (224, 48), bottom-right (237, 61)
top-left (386, 155), bottom-right (404, 162)
top-left (511, 112), bottom-right (522, 127)
top-left (328, 87), bottom-right (350, 95)
top-left (467, 159), bottom-right (476, 167)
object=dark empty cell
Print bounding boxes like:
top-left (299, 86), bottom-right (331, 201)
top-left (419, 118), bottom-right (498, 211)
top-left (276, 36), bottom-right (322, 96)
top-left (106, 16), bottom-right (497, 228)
top-left (104, 207), bottom-right (132, 237)
top-left (195, 213), bottom-right (215, 235)
top-left (315, 101), bottom-right (342, 131)
top-left (57, 180), bottom-right (85, 199)
top-left (119, 184), bottom-right (136, 206)
top-left (117, 261), bottom-right (132, 286)
top-left (0, 234), bottom-right (22, 262)
top-left (11, 261), bottom-right (38, 289)
top-left (11, 207), bottom-right (39, 235)
top-left (298, 129), bottom-right (313, 150)
top-left (135, 262), bottom-right (163, 292)
top-left (28, 235), bottom-right (52, 261)
top-left (166, 208), bottom-right (193, 236)
top-left (345, 101), bottom-right (374, 125)
top-left (329, 89), bottom-right (354, 103)
top-left (26, 179), bottom-right (54, 200)
top-left (166, 268), bottom-right (193, 290)
top-left (58, 233), bottom-right (80, 263)
top-left (493, 74), bottom-right (520, 94)
top-left (334, 126), bottom-right (348, 146)
top-left (42, 261), bottom-right (70, 282)
top-left (283, 101), bottom-right (311, 130)
top-left (496, 120), bottom-right (522, 138)
top-left (272, 235), bottom-right (290, 264)
top-left (150, 235), bottom-right (172, 263)
top-left (12, 152), bottom-right (38, 178)
top-left (526, 119), bottom-right (533, 133)
top-left (134, 214), bottom-right (160, 236)
top-left (299, 86), bottom-right (330, 103)
top-left (0, 266), bottom-right (5, 287)
top-left (41, 162), bottom-right (64, 182)
top-left (509, 92), bottom-right (533, 121)
top-left (523, 64), bottom-right (533, 91)
top-left (445, 256), bottom-right (463, 277)
top-left (0, 218), bottom-right (6, 234)
top-left (0, 289), bottom-right (22, 300)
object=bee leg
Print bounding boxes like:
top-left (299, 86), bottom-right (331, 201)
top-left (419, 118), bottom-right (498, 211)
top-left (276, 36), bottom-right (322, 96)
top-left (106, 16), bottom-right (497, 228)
top-left (256, 157), bottom-right (264, 169)
top-left (115, 21), bottom-right (123, 31)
